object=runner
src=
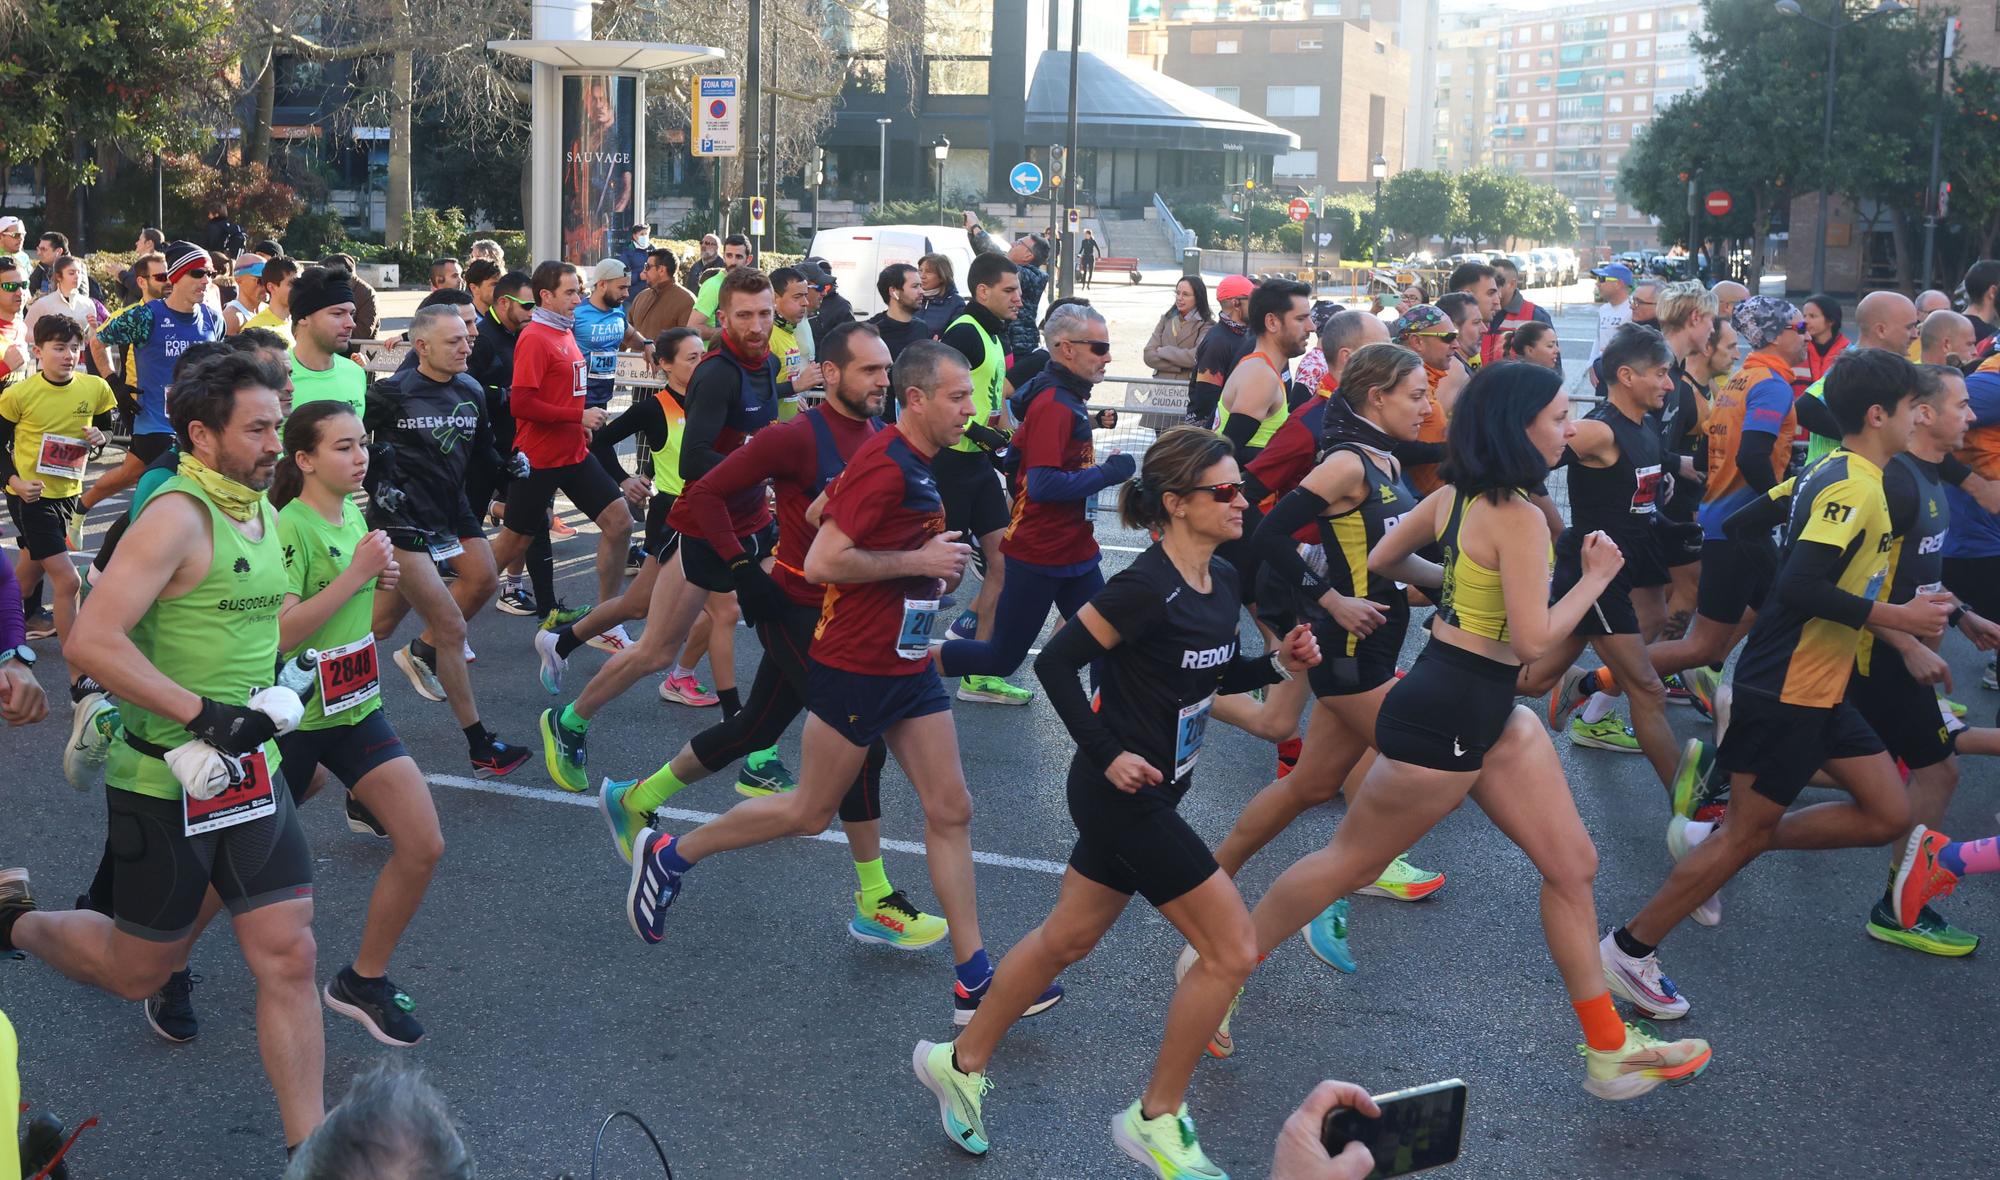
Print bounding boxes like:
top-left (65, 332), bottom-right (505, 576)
top-left (573, 258), bottom-right (650, 412)
top-left (221, 254), bottom-right (266, 336)
top-left (1651, 283), bottom-right (1721, 646)
top-left (362, 305), bottom-right (529, 777)
top-left (769, 266), bottom-right (824, 418)
top-left (936, 303), bottom-right (1133, 692)
top-left (0, 350), bottom-right (327, 1154)
top-left (242, 256), bottom-right (297, 346)
top-left (913, 426), bottom-right (1319, 1177)
top-left (623, 341), bottom-right (1053, 1023)
top-left (596, 321), bottom-right (947, 945)
top-left (1601, 348), bottom-right (1952, 1020)
top-left (286, 265), bottom-right (365, 416)
top-left (1224, 361), bottom-right (1714, 1099)
top-left (1216, 279), bottom-right (1311, 466)
top-left (85, 241), bottom-right (222, 510)
top-left (1391, 305), bottom-right (1468, 495)
top-left (1185, 275), bottom-right (1253, 427)
top-left (268, 399), bottom-right (441, 1044)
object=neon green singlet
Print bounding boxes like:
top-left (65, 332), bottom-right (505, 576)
top-left (105, 475), bottom-right (286, 801)
top-left (946, 312), bottom-right (1005, 454)
top-left (278, 496), bottom-right (380, 731)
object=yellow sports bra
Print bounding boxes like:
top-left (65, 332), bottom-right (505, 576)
top-left (1435, 490), bottom-right (1544, 643)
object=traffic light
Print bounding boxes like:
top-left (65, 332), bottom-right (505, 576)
top-left (1939, 180), bottom-right (1951, 218)
top-left (1049, 145), bottom-right (1066, 188)
top-left (812, 146), bottom-right (825, 189)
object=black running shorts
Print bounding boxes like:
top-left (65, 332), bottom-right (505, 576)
top-left (1845, 653), bottom-right (1955, 772)
top-left (1375, 641), bottom-right (1520, 772)
top-left (276, 711), bottom-right (411, 800)
top-left (1065, 758), bottom-right (1217, 907)
top-left (1696, 537), bottom-right (1775, 625)
top-left (503, 458), bottom-right (621, 538)
top-left (104, 776), bottom-right (314, 943)
top-left (1716, 691), bottom-right (1886, 806)
top-left (6, 494), bottom-right (79, 562)
top-left (931, 446), bottom-right (1010, 540)
top-left (680, 523), bottom-right (776, 593)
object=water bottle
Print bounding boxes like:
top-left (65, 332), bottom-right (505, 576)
top-left (277, 649), bottom-right (321, 704)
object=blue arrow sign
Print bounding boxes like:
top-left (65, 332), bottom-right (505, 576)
top-left (1009, 161), bottom-right (1044, 197)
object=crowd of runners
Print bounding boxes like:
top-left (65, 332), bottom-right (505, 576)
top-left (4, 218), bottom-right (2000, 1178)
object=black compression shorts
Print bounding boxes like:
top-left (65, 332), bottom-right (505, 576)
top-left (1308, 608), bottom-right (1408, 698)
top-left (276, 711), bottom-right (411, 799)
top-left (1846, 654), bottom-right (1955, 772)
top-left (643, 492), bottom-right (681, 561)
top-left (1065, 757), bottom-right (1217, 906)
top-left (104, 776), bottom-right (313, 942)
top-left (1375, 640), bottom-right (1519, 772)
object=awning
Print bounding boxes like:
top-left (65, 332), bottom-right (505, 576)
top-left (1024, 50), bottom-right (1299, 154)
top-left (487, 40), bottom-right (723, 72)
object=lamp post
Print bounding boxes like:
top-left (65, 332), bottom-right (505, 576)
top-left (876, 117), bottom-right (892, 208)
top-left (931, 135), bottom-right (951, 226)
top-left (1370, 153), bottom-right (1387, 261)
top-left (1776, 0), bottom-right (1909, 293)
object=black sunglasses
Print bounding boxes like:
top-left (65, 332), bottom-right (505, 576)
top-left (1062, 339), bottom-right (1111, 356)
top-left (1178, 481), bottom-right (1244, 503)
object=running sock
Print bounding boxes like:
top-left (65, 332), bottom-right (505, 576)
top-left (1589, 666), bottom-right (1618, 696)
top-left (854, 857), bottom-right (892, 903)
top-left (1940, 836), bottom-right (2000, 876)
top-left (1574, 991), bottom-right (1627, 1052)
top-left (1580, 692), bottom-right (1619, 724)
top-left (555, 626), bottom-right (587, 659)
top-left (1276, 736), bottom-right (1302, 777)
top-left (1612, 926), bottom-right (1656, 960)
top-left (463, 722), bottom-right (493, 755)
top-left (629, 762), bottom-right (691, 812)
top-left (411, 637), bottom-right (438, 667)
top-left (747, 746), bottom-right (779, 769)
top-left (717, 687), bottom-right (741, 721)
top-left (652, 835), bottom-right (693, 874)
top-left (954, 948), bottom-right (993, 990)
top-left (528, 534), bottom-right (557, 612)
top-left (671, 663), bottom-right (696, 682)
top-left (1683, 819), bottom-right (1715, 847)
top-left (558, 703), bottom-right (590, 735)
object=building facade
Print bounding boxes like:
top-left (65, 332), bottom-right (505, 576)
top-left (1431, 10), bottom-right (1502, 173)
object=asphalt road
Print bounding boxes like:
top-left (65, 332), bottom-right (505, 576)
top-left (9, 324), bottom-right (2000, 1179)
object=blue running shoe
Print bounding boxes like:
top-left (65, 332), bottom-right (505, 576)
top-left (1305, 899), bottom-right (1356, 973)
top-left (953, 972), bottom-right (1063, 1026)
top-left (626, 828), bottom-right (685, 944)
top-left (948, 610), bottom-right (979, 641)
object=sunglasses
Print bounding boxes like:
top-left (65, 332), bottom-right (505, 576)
top-left (0, 281), bottom-right (23, 293)
top-left (181, 269), bottom-right (213, 280)
top-left (1179, 481), bottom-right (1245, 503)
top-left (1063, 339), bottom-right (1111, 355)
top-left (501, 294), bottom-right (534, 307)
top-left (1406, 330), bottom-right (1455, 340)
top-left (1791, 320), bottom-right (1809, 334)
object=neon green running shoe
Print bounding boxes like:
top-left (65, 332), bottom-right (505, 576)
top-left (735, 748), bottom-right (797, 797)
top-left (957, 674), bottom-right (1034, 705)
top-left (540, 707), bottom-right (589, 793)
top-left (913, 1040), bottom-right (990, 1155)
top-left (1357, 852), bottom-right (1446, 901)
top-left (1569, 714), bottom-right (1641, 753)
top-left (1112, 1100), bottom-right (1228, 1180)
top-left (1669, 737), bottom-right (1714, 819)
top-left (598, 777), bottom-right (649, 863)
top-left (851, 889), bottom-right (949, 949)
top-left (539, 602), bottom-right (592, 630)
top-left (1204, 988), bottom-right (1243, 1059)
top-left (1866, 900), bottom-right (1980, 957)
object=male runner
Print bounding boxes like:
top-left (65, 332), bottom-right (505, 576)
top-left (574, 258), bottom-right (650, 411)
top-left (624, 340), bottom-right (1063, 1024)
top-left (1651, 282), bottom-right (1720, 645)
top-left (242, 256), bottom-right (298, 345)
top-left (1186, 274), bottom-right (1253, 427)
top-left (597, 322), bottom-right (948, 945)
top-left (286, 265), bottom-right (365, 416)
top-left (1216, 279), bottom-right (1311, 465)
top-left (1601, 347), bottom-right (1953, 1020)
top-left (1, 351), bottom-right (326, 1155)
top-left (88, 242), bottom-right (222, 508)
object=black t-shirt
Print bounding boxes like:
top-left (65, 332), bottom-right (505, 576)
top-left (1088, 545), bottom-right (1245, 797)
top-left (1561, 399), bottom-right (1663, 557)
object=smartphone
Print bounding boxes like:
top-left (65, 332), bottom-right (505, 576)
top-left (1320, 1078), bottom-right (1467, 1178)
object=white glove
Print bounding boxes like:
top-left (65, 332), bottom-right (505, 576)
top-left (248, 686), bottom-right (305, 737)
top-left (167, 739), bottom-right (243, 802)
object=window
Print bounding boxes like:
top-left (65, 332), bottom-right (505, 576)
top-left (1273, 149), bottom-right (1320, 177)
top-left (1266, 85), bottom-right (1322, 117)
top-left (1609, 122), bottom-right (1624, 139)
top-left (1193, 30), bottom-right (1239, 52)
top-left (1198, 85), bottom-right (1242, 105)
top-left (1614, 15), bottom-right (1627, 31)
top-left (1637, 40), bottom-right (1651, 56)
top-left (1636, 67), bottom-right (1650, 83)
top-left (1535, 151), bottom-right (1549, 167)
top-left (1612, 42), bottom-right (1627, 59)
top-left (1634, 94), bottom-right (1648, 111)
top-left (1538, 101), bottom-right (1550, 117)
top-left (1537, 126), bottom-right (1550, 142)
top-left (1357, 0), bottom-right (1371, 18)
top-left (1296, 35), bottom-right (1323, 49)
top-left (1542, 23), bottom-right (1555, 37)
top-left (1638, 12), bottom-right (1653, 29)
top-left (1518, 52), bottom-right (1530, 67)
top-left (1609, 96), bottom-right (1623, 112)
top-left (1606, 153), bottom-right (1619, 167)
top-left (1513, 152), bottom-right (1526, 167)
top-left (1514, 102), bottom-right (1527, 118)
top-left (1537, 76), bottom-right (1551, 90)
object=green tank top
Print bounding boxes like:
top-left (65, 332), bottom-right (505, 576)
top-left (648, 388), bottom-right (690, 496)
top-left (278, 496), bottom-right (381, 730)
top-left (1803, 376), bottom-right (1839, 467)
top-left (106, 475), bottom-right (287, 800)
top-left (1214, 353), bottom-right (1286, 450)
top-left (946, 312), bottom-right (1005, 454)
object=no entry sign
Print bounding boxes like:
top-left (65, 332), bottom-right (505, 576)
top-left (1704, 190), bottom-right (1733, 217)
top-left (1288, 197), bottom-right (1312, 223)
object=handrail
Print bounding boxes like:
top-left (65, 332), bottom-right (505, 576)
top-left (1152, 193), bottom-right (1195, 256)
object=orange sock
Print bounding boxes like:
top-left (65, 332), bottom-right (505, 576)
top-left (1590, 666), bottom-right (1621, 697)
top-left (1574, 992), bottom-right (1626, 1051)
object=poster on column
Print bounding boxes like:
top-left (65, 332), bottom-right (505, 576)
top-left (562, 74), bottom-right (638, 265)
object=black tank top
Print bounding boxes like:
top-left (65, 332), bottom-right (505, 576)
top-left (1316, 443), bottom-right (1416, 609)
top-left (1562, 400), bottom-right (1662, 555)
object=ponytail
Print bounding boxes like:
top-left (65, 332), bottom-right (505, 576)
top-left (1119, 425), bottom-right (1234, 531)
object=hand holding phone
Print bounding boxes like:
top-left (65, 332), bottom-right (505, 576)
top-left (1273, 1081), bottom-right (1379, 1180)
top-left (1319, 1078), bottom-right (1468, 1178)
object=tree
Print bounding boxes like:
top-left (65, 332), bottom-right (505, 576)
top-left (0, 0), bottom-right (234, 240)
top-left (1458, 168), bottom-right (1525, 248)
top-left (1939, 63), bottom-right (2000, 264)
top-left (1377, 171), bottom-right (1466, 249)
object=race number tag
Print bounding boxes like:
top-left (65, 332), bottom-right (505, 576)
top-left (183, 749), bottom-right (276, 836)
top-left (35, 433), bottom-right (88, 481)
top-left (588, 351), bottom-right (618, 377)
top-left (570, 359), bottom-right (588, 397)
top-left (897, 598), bottom-right (940, 661)
top-left (426, 535), bottom-right (465, 562)
top-left (1174, 695), bottom-right (1215, 780)
top-left (316, 635), bottom-right (380, 717)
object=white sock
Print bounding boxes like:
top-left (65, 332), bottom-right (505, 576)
top-left (671, 664), bottom-right (695, 681)
top-left (1580, 691), bottom-right (1618, 724)
top-left (1685, 820), bottom-right (1715, 847)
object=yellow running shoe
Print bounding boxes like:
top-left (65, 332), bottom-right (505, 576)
top-left (1357, 852), bottom-right (1446, 901)
top-left (1582, 1021), bottom-right (1712, 1100)
top-left (1112, 1100), bottom-right (1228, 1180)
top-left (851, 890), bottom-right (948, 949)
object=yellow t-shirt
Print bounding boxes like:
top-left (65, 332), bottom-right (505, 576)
top-left (0, 371), bottom-right (116, 499)
top-left (242, 306), bottom-right (295, 345)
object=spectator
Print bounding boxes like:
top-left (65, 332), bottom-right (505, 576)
top-left (966, 215), bottom-right (1051, 355)
top-left (1076, 227), bottom-right (1099, 288)
top-left (800, 258), bottom-right (855, 339)
top-left (203, 206), bottom-right (246, 257)
top-left (865, 262), bottom-right (935, 366)
top-left (468, 238), bottom-right (506, 268)
top-left (27, 232), bottom-right (67, 297)
top-left (685, 233), bottom-right (724, 290)
top-left (1143, 275), bottom-right (1213, 380)
top-left (0, 217), bottom-right (29, 281)
top-left (618, 222), bottom-right (653, 298)
top-left (628, 248), bottom-right (693, 341)
top-left (1270, 1081), bottom-right (1379, 1180)
top-left (23, 255), bottom-right (102, 338)
top-left (915, 252), bottom-right (965, 337)
top-left (429, 256), bottom-right (464, 291)
top-left (1800, 293), bottom-right (1847, 388)
top-left (325, 252), bottom-right (379, 339)
top-left (284, 1060), bottom-right (474, 1180)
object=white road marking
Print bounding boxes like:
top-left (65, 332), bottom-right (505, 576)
top-left (425, 773), bottom-right (1071, 875)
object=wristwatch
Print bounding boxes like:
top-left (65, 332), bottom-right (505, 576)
top-left (0, 644), bottom-right (37, 668)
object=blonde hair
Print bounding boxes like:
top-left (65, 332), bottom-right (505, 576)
top-left (1657, 281), bottom-right (1718, 334)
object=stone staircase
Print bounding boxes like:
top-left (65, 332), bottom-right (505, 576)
top-left (1100, 215), bottom-right (1185, 268)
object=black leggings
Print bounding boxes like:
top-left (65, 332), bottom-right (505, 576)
top-left (688, 599), bottom-right (886, 823)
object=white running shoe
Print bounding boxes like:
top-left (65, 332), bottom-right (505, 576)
top-left (588, 624), bottom-right (633, 654)
top-left (1598, 930), bottom-right (1691, 1020)
top-left (463, 639), bottom-right (477, 665)
top-left (534, 628), bottom-right (567, 696)
top-left (1666, 816), bottom-right (1722, 927)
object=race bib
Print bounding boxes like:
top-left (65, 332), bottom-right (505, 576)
top-left (35, 433), bottom-right (88, 480)
top-left (316, 635), bottom-right (380, 717)
top-left (1174, 695), bottom-right (1214, 780)
top-left (588, 351), bottom-right (618, 377)
top-left (570, 358), bottom-right (588, 397)
top-left (183, 749), bottom-right (276, 836)
top-left (897, 598), bottom-right (940, 661)
top-left (426, 535), bottom-right (465, 562)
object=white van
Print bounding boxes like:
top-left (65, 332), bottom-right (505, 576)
top-left (807, 225), bottom-right (979, 318)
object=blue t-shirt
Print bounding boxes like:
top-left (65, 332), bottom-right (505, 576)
top-left (571, 299), bottom-right (628, 406)
top-left (97, 300), bottom-right (224, 436)
top-left (1944, 371), bottom-right (2000, 559)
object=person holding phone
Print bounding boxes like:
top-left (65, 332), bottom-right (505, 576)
top-left (1272, 1081), bottom-right (1378, 1180)
top-left (1214, 362), bottom-right (1715, 1100)
top-left (913, 426), bottom-right (1319, 1178)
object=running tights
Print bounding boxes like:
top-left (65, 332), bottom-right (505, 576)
top-left (937, 556), bottom-right (1104, 680)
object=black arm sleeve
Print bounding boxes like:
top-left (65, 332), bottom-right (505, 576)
top-left (1736, 430), bottom-right (1780, 493)
top-left (679, 365), bottom-right (733, 483)
top-left (1219, 406), bottom-right (1261, 454)
top-left (589, 396), bottom-right (662, 479)
top-left (1033, 621), bottom-right (1126, 772)
top-left (1254, 488), bottom-right (1330, 595)
top-left (1775, 539), bottom-right (1875, 629)
top-left (1217, 649), bottom-right (1285, 696)
top-left (940, 322), bottom-right (986, 371)
top-left (91, 410), bottom-right (115, 433)
top-left (0, 413), bottom-right (16, 483)
top-left (1722, 487), bottom-right (1790, 542)
top-left (1941, 453), bottom-right (1974, 486)
top-left (1793, 391), bottom-right (1840, 440)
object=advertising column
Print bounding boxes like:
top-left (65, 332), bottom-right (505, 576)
top-left (561, 74), bottom-right (639, 265)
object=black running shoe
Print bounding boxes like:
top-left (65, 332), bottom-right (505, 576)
top-left (345, 795), bottom-right (389, 839)
top-left (20, 1110), bottom-right (70, 1180)
top-left (471, 738), bottom-right (531, 778)
top-left (145, 969), bottom-right (200, 1043)
top-left (324, 966), bottom-right (426, 1046)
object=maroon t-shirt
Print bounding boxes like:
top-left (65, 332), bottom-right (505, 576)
top-left (812, 425), bottom-right (948, 676)
top-left (1001, 383), bottom-right (1101, 566)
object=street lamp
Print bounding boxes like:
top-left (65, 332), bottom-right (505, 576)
top-left (1776, 0), bottom-right (1909, 292)
top-left (931, 135), bottom-right (951, 226)
top-left (876, 117), bottom-right (893, 208)
top-left (1371, 154), bottom-right (1387, 260)
top-left (1591, 205), bottom-right (1604, 262)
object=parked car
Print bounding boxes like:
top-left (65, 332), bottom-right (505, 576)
top-left (1507, 253), bottom-right (1543, 288)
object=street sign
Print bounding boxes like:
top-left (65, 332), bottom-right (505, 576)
top-left (1704, 190), bottom-right (1733, 217)
top-left (691, 75), bottom-right (740, 158)
top-left (1316, 232), bottom-right (1333, 246)
top-left (1066, 208), bottom-right (1080, 231)
top-left (1009, 161), bottom-right (1044, 197)
top-left (1288, 197), bottom-right (1312, 223)
top-left (750, 197), bottom-right (766, 235)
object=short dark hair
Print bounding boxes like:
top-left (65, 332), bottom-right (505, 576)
top-left (1490, 257), bottom-right (1520, 279)
top-left (1600, 322), bottom-right (1673, 384)
top-left (0, 256), bottom-right (17, 278)
top-left (1249, 278), bottom-right (1310, 338)
top-left (1964, 260), bottom-right (2000, 308)
top-left (464, 258), bottom-right (502, 288)
top-left (32, 313), bottom-right (85, 346)
top-left (169, 352), bottom-right (288, 452)
top-left (530, 260), bottom-right (577, 302)
top-left (1916, 362), bottom-right (1966, 404)
top-left (892, 339), bottom-right (969, 407)
top-left (139, 227), bottom-right (165, 248)
top-left (646, 248), bottom-right (678, 278)
top-left (1802, 293), bottom-right (1843, 336)
top-left (38, 231), bottom-right (67, 252)
top-left (431, 256), bottom-right (461, 275)
top-left (252, 239), bottom-right (283, 258)
top-left (722, 234), bottom-right (751, 250)
top-left (1437, 361), bottom-right (1566, 502)
top-left (261, 256), bottom-right (299, 286)
top-left (1448, 261), bottom-right (1497, 292)
top-left (1823, 346), bottom-right (1920, 436)
top-left (769, 266), bottom-right (804, 296)
top-left (967, 252), bottom-right (1019, 296)
top-left (718, 266), bottom-right (773, 312)
top-left (877, 262), bottom-right (919, 303)
top-left (234, 326), bottom-right (290, 356)
top-left (820, 320), bottom-right (883, 368)
top-left (417, 286), bottom-right (474, 310)
top-left (494, 270), bottom-right (531, 300)
top-left (1436, 291), bottom-right (1480, 327)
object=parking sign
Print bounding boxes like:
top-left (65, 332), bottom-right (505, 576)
top-left (692, 75), bottom-right (740, 158)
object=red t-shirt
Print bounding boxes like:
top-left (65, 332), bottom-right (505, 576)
top-left (1001, 385), bottom-right (1100, 565)
top-left (1248, 389), bottom-right (1335, 545)
top-left (812, 425), bottom-right (949, 676)
top-left (509, 321), bottom-right (588, 468)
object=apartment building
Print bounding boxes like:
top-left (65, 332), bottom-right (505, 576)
top-left (1432, 11), bottom-right (1503, 172)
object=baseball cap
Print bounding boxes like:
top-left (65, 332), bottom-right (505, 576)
top-left (592, 258), bottom-right (629, 284)
top-left (1732, 295), bottom-right (1805, 351)
top-left (232, 253), bottom-right (266, 278)
top-left (0, 216), bottom-right (22, 237)
top-left (795, 260), bottom-right (836, 288)
top-left (1217, 275), bottom-right (1255, 300)
top-left (1592, 263), bottom-right (1636, 287)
